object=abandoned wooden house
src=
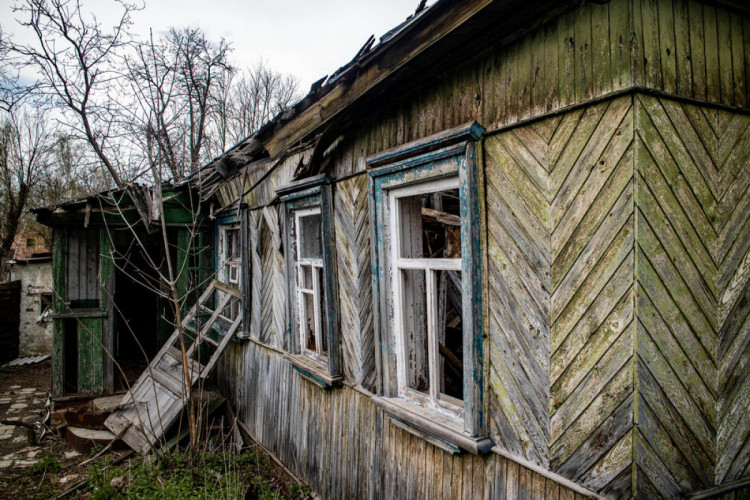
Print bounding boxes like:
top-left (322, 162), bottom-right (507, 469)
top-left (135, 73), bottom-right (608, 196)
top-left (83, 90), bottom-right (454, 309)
top-left (37, 0), bottom-right (750, 497)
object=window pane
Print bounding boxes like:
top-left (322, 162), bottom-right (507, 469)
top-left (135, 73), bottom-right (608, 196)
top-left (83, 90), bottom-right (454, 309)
top-left (302, 291), bottom-right (316, 352)
top-left (300, 264), bottom-right (313, 290)
top-left (299, 214), bottom-right (322, 259)
top-left (318, 267), bottom-right (327, 356)
top-left (225, 228), bottom-right (240, 260)
top-left (437, 270), bottom-right (463, 402)
top-left (401, 268), bottom-right (429, 395)
top-left (398, 188), bottom-right (461, 259)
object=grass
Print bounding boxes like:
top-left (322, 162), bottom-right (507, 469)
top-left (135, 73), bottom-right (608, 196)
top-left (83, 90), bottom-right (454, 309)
top-left (27, 453), bottom-right (62, 475)
top-left (86, 448), bottom-right (310, 499)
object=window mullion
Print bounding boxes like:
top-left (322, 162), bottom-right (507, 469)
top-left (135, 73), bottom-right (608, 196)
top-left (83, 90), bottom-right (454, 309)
top-left (297, 264), bottom-right (305, 351)
top-left (312, 263), bottom-right (322, 356)
top-left (426, 269), bottom-right (439, 406)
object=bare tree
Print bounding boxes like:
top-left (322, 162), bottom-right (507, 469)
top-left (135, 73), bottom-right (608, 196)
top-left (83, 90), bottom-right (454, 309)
top-left (170, 27), bottom-right (231, 178)
top-left (123, 27), bottom-right (232, 182)
top-left (0, 106), bottom-right (53, 278)
top-left (10, 0), bottom-right (139, 189)
top-left (229, 61), bottom-right (299, 145)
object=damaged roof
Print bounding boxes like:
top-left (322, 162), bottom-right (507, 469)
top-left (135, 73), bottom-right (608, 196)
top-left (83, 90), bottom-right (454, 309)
top-left (189, 0), bottom-right (590, 200)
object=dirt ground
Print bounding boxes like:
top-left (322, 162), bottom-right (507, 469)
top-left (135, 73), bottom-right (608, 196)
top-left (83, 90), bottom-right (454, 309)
top-left (0, 360), bottom-right (309, 499)
top-left (0, 359), bottom-right (109, 497)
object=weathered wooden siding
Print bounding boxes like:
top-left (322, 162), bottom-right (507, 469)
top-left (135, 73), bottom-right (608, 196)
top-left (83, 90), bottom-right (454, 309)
top-left (485, 96), bottom-right (637, 495)
top-left (257, 206), bottom-right (285, 349)
top-left (634, 94), bottom-right (750, 491)
top-left (323, 0), bottom-right (749, 182)
top-left (216, 340), bottom-right (593, 500)
top-left (483, 93), bottom-right (750, 498)
top-left (333, 175), bottom-right (377, 391)
top-left (216, 150), bottom-right (309, 210)
top-left (65, 229), bottom-right (100, 302)
top-left (206, 0), bottom-right (750, 496)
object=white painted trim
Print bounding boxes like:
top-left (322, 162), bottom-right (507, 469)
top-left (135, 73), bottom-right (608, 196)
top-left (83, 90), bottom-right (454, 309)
top-left (388, 176), bottom-right (463, 420)
top-left (294, 207), bottom-right (326, 362)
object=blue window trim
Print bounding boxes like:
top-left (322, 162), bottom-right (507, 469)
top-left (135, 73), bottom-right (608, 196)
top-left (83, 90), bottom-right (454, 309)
top-left (277, 175), bottom-right (342, 387)
top-left (367, 122), bottom-right (488, 445)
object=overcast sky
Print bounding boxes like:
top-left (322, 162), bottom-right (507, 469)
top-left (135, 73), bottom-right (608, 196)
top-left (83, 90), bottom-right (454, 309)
top-left (1, 0), bottom-right (430, 92)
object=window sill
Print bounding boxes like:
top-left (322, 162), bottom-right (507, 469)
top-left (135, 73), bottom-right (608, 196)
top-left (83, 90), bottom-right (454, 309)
top-left (371, 396), bottom-right (493, 455)
top-left (284, 354), bottom-right (342, 390)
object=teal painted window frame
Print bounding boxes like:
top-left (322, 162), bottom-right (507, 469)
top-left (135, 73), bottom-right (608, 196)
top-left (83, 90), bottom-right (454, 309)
top-left (278, 175), bottom-right (342, 388)
top-left (368, 122), bottom-right (488, 445)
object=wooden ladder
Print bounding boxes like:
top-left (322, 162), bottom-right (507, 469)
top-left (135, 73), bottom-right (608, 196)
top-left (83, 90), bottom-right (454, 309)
top-left (104, 280), bottom-right (242, 453)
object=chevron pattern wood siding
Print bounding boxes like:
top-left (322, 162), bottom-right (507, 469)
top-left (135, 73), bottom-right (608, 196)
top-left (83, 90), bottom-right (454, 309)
top-left (486, 93), bottom-right (750, 497)
top-left (634, 94), bottom-right (717, 496)
top-left (258, 206), bottom-right (285, 349)
top-left (333, 175), bottom-right (377, 391)
top-left (635, 94), bottom-right (750, 492)
top-left (485, 96), bottom-right (636, 494)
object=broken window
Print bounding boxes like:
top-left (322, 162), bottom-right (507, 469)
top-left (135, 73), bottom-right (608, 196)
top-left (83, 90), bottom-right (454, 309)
top-left (219, 225), bottom-right (241, 321)
top-left (295, 208), bottom-right (327, 361)
top-left (392, 180), bottom-right (464, 415)
top-left (277, 175), bottom-right (342, 389)
top-left (222, 226), bottom-right (241, 286)
top-left (368, 123), bottom-right (490, 453)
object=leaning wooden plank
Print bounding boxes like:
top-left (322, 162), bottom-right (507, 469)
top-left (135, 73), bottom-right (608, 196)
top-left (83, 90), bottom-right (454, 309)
top-left (104, 281), bottom-right (239, 453)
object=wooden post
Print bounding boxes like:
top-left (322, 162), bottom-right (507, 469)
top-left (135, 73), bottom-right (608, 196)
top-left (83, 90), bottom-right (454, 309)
top-left (100, 228), bottom-right (115, 393)
top-left (52, 229), bottom-right (66, 397)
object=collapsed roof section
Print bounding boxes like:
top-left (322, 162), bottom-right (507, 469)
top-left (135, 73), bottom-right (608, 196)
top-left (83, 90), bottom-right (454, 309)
top-left (188, 0), bottom-right (588, 203)
top-left (33, 184), bottom-right (203, 229)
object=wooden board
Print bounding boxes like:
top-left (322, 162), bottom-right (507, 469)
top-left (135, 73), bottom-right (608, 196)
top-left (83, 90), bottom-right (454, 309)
top-left (104, 282), bottom-right (242, 452)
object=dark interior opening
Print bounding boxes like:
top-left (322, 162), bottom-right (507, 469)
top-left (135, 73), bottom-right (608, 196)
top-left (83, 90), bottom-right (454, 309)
top-left (112, 230), bottom-right (167, 391)
top-left (63, 319), bottom-right (78, 394)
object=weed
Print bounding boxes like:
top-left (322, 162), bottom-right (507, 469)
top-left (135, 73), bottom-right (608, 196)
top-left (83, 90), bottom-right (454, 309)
top-left (28, 453), bottom-right (61, 475)
top-left (85, 447), bottom-right (309, 499)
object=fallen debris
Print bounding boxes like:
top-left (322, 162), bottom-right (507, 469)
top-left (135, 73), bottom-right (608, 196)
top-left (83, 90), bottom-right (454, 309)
top-left (4, 355), bottom-right (50, 367)
top-left (105, 280), bottom-right (241, 453)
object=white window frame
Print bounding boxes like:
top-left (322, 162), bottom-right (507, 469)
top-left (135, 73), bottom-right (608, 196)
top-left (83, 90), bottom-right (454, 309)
top-left (389, 177), bottom-right (463, 420)
top-left (368, 122), bottom-right (491, 454)
top-left (294, 207), bottom-right (327, 363)
top-left (277, 174), bottom-right (343, 389)
top-left (219, 224), bottom-right (242, 322)
top-left (220, 225), bottom-right (241, 286)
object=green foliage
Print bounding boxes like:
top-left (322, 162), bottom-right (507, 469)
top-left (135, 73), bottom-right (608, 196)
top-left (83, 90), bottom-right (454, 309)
top-left (289, 483), bottom-right (312, 500)
top-left (28, 453), bottom-right (61, 475)
top-left (86, 447), bottom-right (309, 499)
top-left (87, 453), bottom-right (244, 500)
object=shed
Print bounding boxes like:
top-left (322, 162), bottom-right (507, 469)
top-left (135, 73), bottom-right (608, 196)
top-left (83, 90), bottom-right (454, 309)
top-left (34, 186), bottom-right (212, 396)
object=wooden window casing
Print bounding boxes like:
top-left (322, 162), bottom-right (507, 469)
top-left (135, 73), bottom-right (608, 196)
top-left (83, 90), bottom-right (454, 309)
top-left (390, 177), bottom-right (464, 420)
top-left (294, 207), bottom-right (328, 363)
top-left (278, 175), bottom-right (342, 389)
top-left (368, 122), bottom-right (492, 454)
top-left (218, 225), bottom-right (241, 321)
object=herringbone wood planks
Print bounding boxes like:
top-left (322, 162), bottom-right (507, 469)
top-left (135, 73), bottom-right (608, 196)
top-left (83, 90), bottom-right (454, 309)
top-left (636, 94), bottom-right (750, 490)
top-left (259, 207), bottom-right (285, 349)
top-left (485, 96), bottom-right (636, 481)
top-left (487, 93), bottom-right (750, 496)
top-left (334, 176), bottom-right (377, 391)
